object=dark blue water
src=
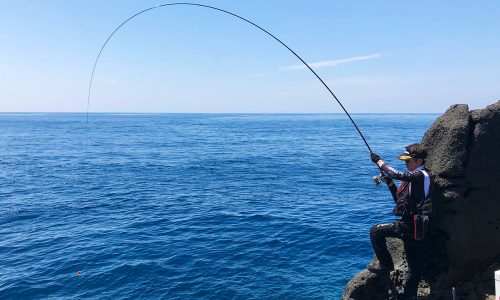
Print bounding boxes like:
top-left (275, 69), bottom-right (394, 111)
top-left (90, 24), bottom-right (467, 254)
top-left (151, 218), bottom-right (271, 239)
top-left (0, 113), bottom-right (437, 299)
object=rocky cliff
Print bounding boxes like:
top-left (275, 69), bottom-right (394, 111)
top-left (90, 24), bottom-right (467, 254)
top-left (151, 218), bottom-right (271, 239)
top-left (342, 101), bottom-right (500, 299)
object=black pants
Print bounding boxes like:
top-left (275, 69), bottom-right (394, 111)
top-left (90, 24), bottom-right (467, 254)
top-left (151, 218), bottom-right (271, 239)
top-left (370, 222), bottom-right (424, 299)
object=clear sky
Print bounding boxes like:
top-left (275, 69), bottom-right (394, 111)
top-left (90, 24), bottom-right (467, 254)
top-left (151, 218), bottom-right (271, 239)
top-left (1, 0), bottom-right (499, 113)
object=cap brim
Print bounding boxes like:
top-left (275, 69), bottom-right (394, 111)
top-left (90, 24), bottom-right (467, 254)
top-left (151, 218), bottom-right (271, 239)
top-left (398, 154), bottom-right (413, 161)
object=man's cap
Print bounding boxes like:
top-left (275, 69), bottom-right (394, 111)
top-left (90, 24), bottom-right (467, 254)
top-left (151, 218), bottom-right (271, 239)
top-left (398, 151), bottom-right (414, 161)
top-left (398, 146), bottom-right (427, 161)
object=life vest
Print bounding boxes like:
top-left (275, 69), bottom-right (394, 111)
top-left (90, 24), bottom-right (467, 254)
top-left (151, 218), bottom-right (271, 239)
top-left (393, 167), bottom-right (433, 217)
top-left (414, 169), bottom-right (433, 217)
top-left (393, 167), bottom-right (434, 240)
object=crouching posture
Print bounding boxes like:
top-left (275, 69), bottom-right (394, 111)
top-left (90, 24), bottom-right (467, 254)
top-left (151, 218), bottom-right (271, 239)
top-left (369, 143), bottom-right (434, 299)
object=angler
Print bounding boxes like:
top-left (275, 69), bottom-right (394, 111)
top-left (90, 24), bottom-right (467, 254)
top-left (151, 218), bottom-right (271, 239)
top-left (368, 143), bottom-right (434, 299)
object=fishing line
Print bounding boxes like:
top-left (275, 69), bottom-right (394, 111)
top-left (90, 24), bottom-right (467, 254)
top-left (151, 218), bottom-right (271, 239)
top-left (86, 2), bottom-right (376, 157)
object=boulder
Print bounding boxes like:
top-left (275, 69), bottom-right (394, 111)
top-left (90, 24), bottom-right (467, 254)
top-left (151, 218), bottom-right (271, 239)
top-left (343, 101), bottom-right (500, 299)
top-left (422, 104), bottom-right (470, 178)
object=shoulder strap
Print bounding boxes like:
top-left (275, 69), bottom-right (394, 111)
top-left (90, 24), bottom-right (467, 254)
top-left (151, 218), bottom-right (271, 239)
top-left (409, 169), bottom-right (431, 199)
top-left (421, 170), bottom-right (430, 199)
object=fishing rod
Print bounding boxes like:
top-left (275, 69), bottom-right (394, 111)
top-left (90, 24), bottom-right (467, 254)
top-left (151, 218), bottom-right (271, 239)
top-left (86, 2), bottom-right (382, 174)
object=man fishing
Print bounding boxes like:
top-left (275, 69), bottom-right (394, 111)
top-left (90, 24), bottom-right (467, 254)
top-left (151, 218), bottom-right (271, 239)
top-left (368, 143), bottom-right (433, 299)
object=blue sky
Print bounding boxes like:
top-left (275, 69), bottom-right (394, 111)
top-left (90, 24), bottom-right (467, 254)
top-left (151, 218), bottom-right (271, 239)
top-left (1, 0), bottom-right (499, 113)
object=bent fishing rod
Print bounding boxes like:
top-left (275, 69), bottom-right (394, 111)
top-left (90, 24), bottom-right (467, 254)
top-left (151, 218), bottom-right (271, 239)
top-left (86, 2), bottom-right (383, 174)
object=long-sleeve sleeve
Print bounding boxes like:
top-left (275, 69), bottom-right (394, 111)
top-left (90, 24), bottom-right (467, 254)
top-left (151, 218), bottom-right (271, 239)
top-left (381, 163), bottom-right (421, 182)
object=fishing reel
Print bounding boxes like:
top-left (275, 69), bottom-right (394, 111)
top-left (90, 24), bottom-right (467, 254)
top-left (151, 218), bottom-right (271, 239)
top-left (373, 172), bottom-right (393, 187)
top-left (373, 173), bottom-right (384, 187)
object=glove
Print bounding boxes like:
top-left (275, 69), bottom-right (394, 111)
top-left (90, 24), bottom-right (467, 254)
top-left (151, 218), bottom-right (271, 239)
top-left (370, 152), bottom-right (381, 163)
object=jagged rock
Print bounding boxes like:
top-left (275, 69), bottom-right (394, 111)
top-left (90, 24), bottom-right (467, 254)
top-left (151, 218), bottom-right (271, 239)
top-left (342, 239), bottom-right (406, 300)
top-left (433, 177), bottom-right (464, 189)
top-left (466, 101), bottom-right (500, 188)
top-left (343, 101), bottom-right (500, 299)
top-left (342, 270), bottom-right (386, 300)
top-left (422, 104), bottom-right (470, 177)
top-left (442, 100), bottom-right (500, 285)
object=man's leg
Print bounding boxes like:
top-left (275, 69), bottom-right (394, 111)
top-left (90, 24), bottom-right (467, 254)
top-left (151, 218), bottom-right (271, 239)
top-left (402, 241), bottom-right (424, 299)
top-left (369, 223), bottom-right (399, 270)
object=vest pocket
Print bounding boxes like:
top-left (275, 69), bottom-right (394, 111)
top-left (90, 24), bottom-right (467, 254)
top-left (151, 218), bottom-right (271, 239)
top-left (413, 215), bottom-right (429, 240)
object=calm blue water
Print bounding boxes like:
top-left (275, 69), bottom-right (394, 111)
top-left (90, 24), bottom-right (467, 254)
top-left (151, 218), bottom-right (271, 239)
top-left (0, 113), bottom-right (437, 299)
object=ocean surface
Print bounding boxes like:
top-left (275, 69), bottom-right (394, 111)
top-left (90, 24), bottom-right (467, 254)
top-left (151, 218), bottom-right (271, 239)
top-left (0, 113), bottom-right (438, 299)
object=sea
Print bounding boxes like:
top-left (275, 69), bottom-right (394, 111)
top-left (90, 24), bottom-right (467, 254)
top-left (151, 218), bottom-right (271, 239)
top-left (0, 113), bottom-right (438, 299)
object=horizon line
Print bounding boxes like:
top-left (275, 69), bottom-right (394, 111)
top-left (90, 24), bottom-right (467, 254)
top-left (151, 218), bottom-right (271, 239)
top-left (0, 111), bottom-right (442, 115)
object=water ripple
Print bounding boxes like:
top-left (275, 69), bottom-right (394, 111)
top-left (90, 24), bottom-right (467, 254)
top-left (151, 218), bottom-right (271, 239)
top-left (0, 113), bottom-right (437, 299)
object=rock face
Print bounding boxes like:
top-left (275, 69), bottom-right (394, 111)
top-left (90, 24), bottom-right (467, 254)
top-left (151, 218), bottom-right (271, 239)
top-left (342, 101), bottom-right (500, 299)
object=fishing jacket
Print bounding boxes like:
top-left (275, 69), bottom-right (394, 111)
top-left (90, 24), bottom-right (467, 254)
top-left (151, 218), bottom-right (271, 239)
top-left (381, 164), bottom-right (433, 220)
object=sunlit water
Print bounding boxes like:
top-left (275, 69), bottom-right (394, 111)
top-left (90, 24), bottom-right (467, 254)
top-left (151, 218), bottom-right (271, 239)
top-left (0, 113), bottom-right (437, 299)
